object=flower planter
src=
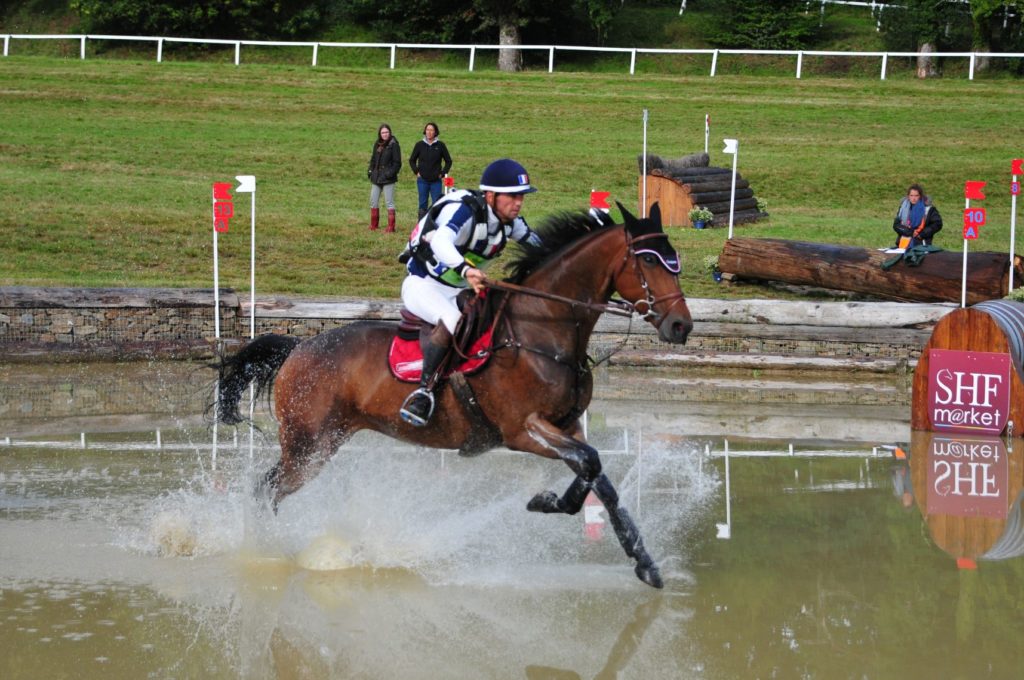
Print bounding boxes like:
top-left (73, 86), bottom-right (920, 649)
top-left (694, 221), bottom-right (705, 230)
top-left (712, 271), bottom-right (723, 283)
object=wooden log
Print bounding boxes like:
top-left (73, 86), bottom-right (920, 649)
top-left (703, 198), bottom-right (758, 214)
top-left (690, 188), bottom-right (755, 204)
top-left (650, 166), bottom-right (731, 179)
top-left (0, 286), bottom-right (238, 308)
top-left (710, 209), bottom-right (765, 226)
top-left (718, 238), bottom-right (1013, 305)
top-left (685, 179), bottom-right (751, 194)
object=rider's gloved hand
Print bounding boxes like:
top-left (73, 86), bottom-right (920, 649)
top-left (464, 267), bottom-right (487, 294)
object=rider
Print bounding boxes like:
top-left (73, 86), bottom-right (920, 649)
top-left (398, 158), bottom-right (543, 427)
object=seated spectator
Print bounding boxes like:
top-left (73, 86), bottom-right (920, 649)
top-left (893, 184), bottom-right (942, 248)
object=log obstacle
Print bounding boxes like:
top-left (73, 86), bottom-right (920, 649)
top-left (911, 301), bottom-right (1024, 433)
top-left (718, 238), bottom-right (1019, 305)
top-left (638, 167), bottom-right (766, 228)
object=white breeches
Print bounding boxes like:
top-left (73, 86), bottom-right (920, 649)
top-left (401, 274), bottom-right (463, 333)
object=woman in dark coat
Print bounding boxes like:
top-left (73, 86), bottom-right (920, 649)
top-left (367, 123), bottom-right (402, 232)
top-left (892, 183), bottom-right (942, 247)
top-left (409, 121), bottom-right (453, 220)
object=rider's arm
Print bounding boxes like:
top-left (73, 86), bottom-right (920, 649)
top-left (428, 203), bottom-right (473, 270)
top-left (509, 217), bottom-right (543, 247)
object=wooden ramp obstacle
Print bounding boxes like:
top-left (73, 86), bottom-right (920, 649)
top-left (637, 154), bottom-right (766, 228)
top-left (718, 238), bottom-right (1019, 305)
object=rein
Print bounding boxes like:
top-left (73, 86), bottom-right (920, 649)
top-left (481, 279), bottom-right (634, 318)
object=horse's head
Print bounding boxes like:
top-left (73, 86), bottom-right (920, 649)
top-left (613, 202), bottom-right (693, 344)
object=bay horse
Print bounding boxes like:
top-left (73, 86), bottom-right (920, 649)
top-left (212, 203), bottom-right (692, 588)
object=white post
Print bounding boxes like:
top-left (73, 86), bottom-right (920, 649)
top-left (716, 439), bottom-right (732, 539)
top-left (211, 186), bottom-right (221, 339)
top-left (312, 43), bottom-right (318, 66)
top-left (156, 429), bottom-right (162, 449)
top-left (234, 41), bottom-right (240, 66)
top-left (630, 49), bottom-right (636, 76)
top-left (236, 175), bottom-right (257, 338)
top-left (969, 53), bottom-right (976, 81)
top-left (704, 113), bottom-right (710, 154)
top-left (880, 52), bottom-right (887, 80)
top-left (80, 36), bottom-right (86, 60)
top-left (962, 197), bottom-right (970, 308)
top-left (390, 44), bottom-right (396, 69)
top-left (3, 35), bottom-right (9, 57)
top-left (157, 38), bottom-right (163, 63)
top-left (548, 47), bottom-right (554, 73)
top-left (710, 49), bottom-right (719, 77)
top-left (642, 108), bottom-right (649, 218)
top-left (469, 46), bottom-right (475, 72)
top-left (81, 432), bottom-right (87, 449)
top-left (723, 138), bottom-right (739, 239)
top-left (1012, 168), bottom-right (1020, 291)
top-left (796, 51), bottom-right (803, 79)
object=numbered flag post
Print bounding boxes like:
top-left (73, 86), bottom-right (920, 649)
top-left (962, 180), bottom-right (987, 308)
top-left (590, 190), bottom-right (611, 221)
top-left (1012, 159), bottom-right (1022, 290)
top-left (236, 175), bottom-right (256, 339)
top-left (211, 182), bottom-right (235, 340)
top-left (704, 113), bottom-right (710, 155)
top-left (442, 174), bottom-right (455, 195)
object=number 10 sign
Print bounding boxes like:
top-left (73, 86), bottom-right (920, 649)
top-left (963, 207), bottom-right (986, 239)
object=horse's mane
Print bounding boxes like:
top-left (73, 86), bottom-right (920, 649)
top-left (505, 211), bottom-right (616, 284)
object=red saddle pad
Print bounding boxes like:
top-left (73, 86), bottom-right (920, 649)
top-left (388, 328), bottom-right (494, 383)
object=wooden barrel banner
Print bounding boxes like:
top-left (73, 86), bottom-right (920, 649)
top-left (912, 300), bottom-right (1024, 435)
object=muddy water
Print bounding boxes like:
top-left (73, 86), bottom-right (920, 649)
top-left (1, 362), bottom-right (1022, 679)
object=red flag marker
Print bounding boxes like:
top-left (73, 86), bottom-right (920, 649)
top-left (1012, 159), bottom-right (1024, 176)
top-left (590, 191), bottom-right (611, 210)
top-left (442, 175), bottom-right (454, 188)
top-left (965, 181), bottom-right (987, 201)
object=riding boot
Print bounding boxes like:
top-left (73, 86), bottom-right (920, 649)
top-left (400, 325), bottom-right (453, 427)
top-left (417, 208), bottom-right (428, 221)
top-left (385, 209), bottom-right (397, 233)
top-left (369, 208), bottom-right (380, 231)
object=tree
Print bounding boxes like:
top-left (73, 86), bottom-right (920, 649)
top-left (702, 0), bottom-right (819, 50)
top-left (878, 0), bottom-right (969, 78)
top-left (72, 0), bottom-right (330, 40)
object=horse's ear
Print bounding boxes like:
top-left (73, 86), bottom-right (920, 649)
top-left (616, 201), bottom-right (637, 227)
top-left (649, 202), bottom-right (663, 230)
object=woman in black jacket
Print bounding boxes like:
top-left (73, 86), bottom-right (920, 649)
top-left (409, 121), bottom-right (453, 220)
top-left (367, 123), bottom-right (402, 232)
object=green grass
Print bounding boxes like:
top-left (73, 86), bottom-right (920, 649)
top-left (0, 56), bottom-right (1019, 301)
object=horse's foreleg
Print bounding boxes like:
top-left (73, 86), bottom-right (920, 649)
top-left (591, 473), bottom-right (663, 589)
top-left (512, 414), bottom-right (662, 589)
top-left (259, 426), bottom-right (349, 512)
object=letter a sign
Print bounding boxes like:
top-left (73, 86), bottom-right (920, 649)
top-left (928, 349), bottom-right (1011, 435)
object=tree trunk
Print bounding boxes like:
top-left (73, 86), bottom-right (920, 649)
top-left (497, 16), bottom-right (522, 73)
top-left (916, 42), bottom-right (938, 79)
top-left (718, 238), bottom-right (1017, 305)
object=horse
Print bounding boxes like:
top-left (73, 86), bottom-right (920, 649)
top-left (212, 202), bottom-right (692, 588)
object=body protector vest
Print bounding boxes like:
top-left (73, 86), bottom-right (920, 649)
top-left (405, 189), bottom-right (511, 287)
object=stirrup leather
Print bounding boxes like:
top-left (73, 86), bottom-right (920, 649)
top-left (399, 388), bottom-right (435, 427)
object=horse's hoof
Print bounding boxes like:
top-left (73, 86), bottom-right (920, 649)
top-left (526, 491), bottom-right (561, 513)
top-left (635, 563), bottom-right (664, 589)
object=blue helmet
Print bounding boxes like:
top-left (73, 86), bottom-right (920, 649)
top-left (479, 159), bottom-right (537, 194)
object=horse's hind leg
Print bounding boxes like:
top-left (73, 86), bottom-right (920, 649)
top-left (259, 424), bottom-right (351, 512)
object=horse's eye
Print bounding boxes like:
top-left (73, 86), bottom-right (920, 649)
top-left (642, 254), bottom-right (657, 266)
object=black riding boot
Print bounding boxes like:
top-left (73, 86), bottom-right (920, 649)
top-left (399, 325), bottom-right (452, 427)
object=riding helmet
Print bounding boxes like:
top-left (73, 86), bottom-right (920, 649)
top-left (479, 159), bottom-right (537, 194)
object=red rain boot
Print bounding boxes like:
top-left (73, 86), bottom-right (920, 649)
top-left (385, 209), bottom-right (397, 233)
top-left (369, 208), bottom-right (380, 231)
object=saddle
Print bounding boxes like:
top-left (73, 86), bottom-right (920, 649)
top-left (388, 289), bottom-right (501, 383)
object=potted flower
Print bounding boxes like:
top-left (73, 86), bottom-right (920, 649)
top-left (756, 197), bottom-right (769, 214)
top-left (703, 254), bottom-right (723, 283)
top-left (688, 206), bottom-right (714, 229)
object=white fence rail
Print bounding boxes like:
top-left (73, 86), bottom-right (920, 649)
top-left (3, 33), bottom-right (1023, 80)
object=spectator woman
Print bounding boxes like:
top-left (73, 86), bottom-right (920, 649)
top-left (409, 122), bottom-right (453, 221)
top-left (892, 183), bottom-right (942, 248)
top-left (367, 123), bottom-right (402, 232)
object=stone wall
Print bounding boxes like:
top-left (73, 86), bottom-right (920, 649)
top-left (0, 286), bottom-right (950, 366)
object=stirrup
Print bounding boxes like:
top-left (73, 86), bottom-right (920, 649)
top-left (399, 388), bottom-right (435, 427)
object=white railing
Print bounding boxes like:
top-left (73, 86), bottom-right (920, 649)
top-left (2, 33), bottom-right (1023, 80)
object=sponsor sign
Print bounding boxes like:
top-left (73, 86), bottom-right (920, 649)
top-left (927, 349), bottom-right (1011, 435)
top-left (927, 435), bottom-right (1008, 519)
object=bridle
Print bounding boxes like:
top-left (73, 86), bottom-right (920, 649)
top-left (613, 231), bottom-right (688, 329)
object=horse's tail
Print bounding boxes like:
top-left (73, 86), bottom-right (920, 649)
top-left (209, 334), bottom-right (302, 425)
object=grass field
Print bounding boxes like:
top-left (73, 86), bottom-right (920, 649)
top-left (0, 55), bottom-right (1020, 300)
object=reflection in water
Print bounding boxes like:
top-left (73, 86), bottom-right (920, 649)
top-left (3, 362), bottom-right (1024, 678)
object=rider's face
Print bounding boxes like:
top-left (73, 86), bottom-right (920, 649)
top-left (488, 192), bottom-right (525, 222)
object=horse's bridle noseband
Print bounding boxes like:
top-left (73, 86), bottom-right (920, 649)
top-left (617, 231), bottom-right (687, 328)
